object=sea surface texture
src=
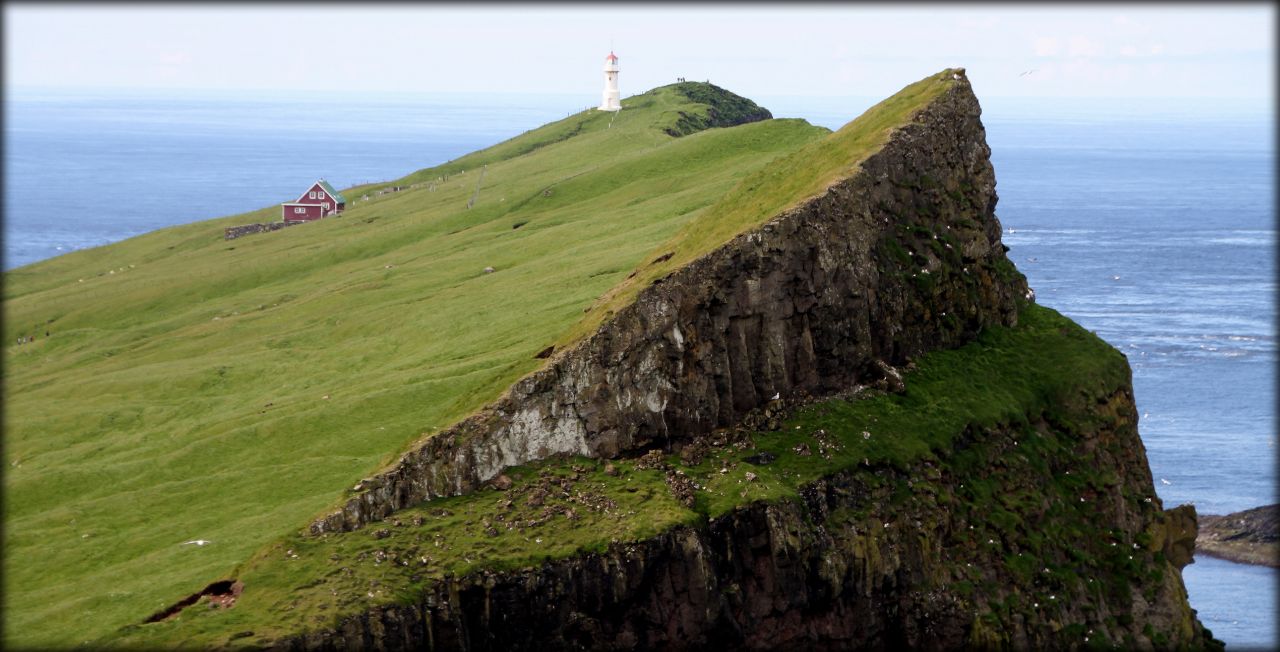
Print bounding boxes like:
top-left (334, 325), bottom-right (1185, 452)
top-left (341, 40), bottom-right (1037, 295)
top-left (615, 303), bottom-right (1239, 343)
top-left (5, 87), bottom-right (1274, 650)
top-left (985, 98), bottom-right (1276, 651)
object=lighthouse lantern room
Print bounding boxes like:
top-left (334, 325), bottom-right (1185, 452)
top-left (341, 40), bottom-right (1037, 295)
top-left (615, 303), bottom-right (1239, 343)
top-left (599, 52), bottom-right (621, 111)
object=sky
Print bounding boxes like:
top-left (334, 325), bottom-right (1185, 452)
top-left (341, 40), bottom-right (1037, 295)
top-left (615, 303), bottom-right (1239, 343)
top-left (4, 4), bottom-right (1274, 102)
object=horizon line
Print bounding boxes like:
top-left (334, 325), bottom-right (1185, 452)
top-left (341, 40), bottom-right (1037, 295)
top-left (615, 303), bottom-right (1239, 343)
top-left (6, 83), bottom-right (1273, 104)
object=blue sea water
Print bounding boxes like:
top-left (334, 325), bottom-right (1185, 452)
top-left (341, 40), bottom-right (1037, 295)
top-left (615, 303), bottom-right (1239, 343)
top-left (985, 99), bottom-right (1276, 651)
top-left (4, 88), bottom-right (1275, 649)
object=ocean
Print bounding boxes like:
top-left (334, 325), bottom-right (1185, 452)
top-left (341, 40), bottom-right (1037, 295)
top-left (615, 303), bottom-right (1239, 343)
top-left (4, 87), bottom-right (1274, 649)
top-left (983, 97), bottom-right (1276, 651)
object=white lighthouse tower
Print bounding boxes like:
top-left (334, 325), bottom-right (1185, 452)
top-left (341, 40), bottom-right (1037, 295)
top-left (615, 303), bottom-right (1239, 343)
top-left (599, 51), bottom-right (621, 111)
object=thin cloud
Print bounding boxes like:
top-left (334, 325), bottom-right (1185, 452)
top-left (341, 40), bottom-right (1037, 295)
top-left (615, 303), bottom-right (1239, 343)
top-left (3, 5), bottom-right (1272, 99)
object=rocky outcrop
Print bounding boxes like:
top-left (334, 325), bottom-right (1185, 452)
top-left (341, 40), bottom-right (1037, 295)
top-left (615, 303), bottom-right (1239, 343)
top-left (279, 386), bottom-right (1217, 651)
top-left (310, 71), bottom-right (1027, 535)
top-left (1196, 504), bottom-right (1279, 567)
top-left (1152, 504), bottom-right (1199, 569)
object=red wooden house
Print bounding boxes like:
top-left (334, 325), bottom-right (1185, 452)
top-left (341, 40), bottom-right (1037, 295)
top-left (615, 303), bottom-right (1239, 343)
top-left (282, 179), bottom-right (346, 223)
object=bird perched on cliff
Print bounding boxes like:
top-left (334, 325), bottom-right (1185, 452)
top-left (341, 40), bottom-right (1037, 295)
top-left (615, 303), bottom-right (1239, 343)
top-left (181, 539), bottom-right (212, 546)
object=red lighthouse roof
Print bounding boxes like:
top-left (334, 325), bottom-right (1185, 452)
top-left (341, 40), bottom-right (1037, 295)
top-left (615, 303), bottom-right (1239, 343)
top-left (605, 51), bottom-right (618, 61)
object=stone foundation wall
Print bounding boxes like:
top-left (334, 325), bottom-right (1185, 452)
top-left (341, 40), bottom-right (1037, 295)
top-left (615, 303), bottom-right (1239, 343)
top-left (224, 222), bottom-right (288, 240)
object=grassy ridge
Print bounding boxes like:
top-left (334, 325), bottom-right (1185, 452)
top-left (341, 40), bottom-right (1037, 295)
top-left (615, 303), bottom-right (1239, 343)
top-left (562, 69), bottom-right (957, 345)
top-left (2, 84), bottom-right (828, 649)
top-left (106, 303), bottom-right (1132, 648)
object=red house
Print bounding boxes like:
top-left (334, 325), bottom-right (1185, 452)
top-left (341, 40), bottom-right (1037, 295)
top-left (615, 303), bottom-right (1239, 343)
top-left (282, 179), bottom-right (346, 223)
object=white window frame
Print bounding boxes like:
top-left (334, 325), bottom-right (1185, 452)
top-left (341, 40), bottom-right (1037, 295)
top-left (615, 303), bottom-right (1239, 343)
top-left (309, 191), bottom-right (317, 199)
top-left (294, 207), bottom-right (306, 214)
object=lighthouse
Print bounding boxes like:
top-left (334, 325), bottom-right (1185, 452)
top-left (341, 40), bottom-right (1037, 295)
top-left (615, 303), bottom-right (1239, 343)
top-left (599, 51), bottom-right (621, 111)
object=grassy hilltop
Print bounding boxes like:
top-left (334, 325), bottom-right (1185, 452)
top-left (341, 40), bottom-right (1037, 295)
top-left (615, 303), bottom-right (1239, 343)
top-left (3, 73), bottom-right (962, 648)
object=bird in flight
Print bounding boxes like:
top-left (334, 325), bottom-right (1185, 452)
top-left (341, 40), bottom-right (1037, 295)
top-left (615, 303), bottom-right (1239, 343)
top-left (181, 539), bottom-right (212, 546)
top-left (1018, 68), bottom-right (1039, 77)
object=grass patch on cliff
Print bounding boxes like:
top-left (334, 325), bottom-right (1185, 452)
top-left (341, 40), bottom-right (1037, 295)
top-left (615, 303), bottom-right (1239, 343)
top-left (681, 303), bottom-right (1129, 516)
top-left (103, 303), bottom-right (1135, 649)
top-left (105, 458), bottom-right (699, 648)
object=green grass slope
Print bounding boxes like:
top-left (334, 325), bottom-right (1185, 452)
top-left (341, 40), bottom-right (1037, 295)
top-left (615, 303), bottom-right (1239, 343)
top-left (4, 70), bottom-right (961, 649)
top-left (2, 83), bottom-right (826, 649)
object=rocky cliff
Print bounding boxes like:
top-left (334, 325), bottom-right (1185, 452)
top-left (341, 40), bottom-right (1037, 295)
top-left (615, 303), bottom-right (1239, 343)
top-left (111, 70), bottom-right (1216, 651)
top-left (311, 70), bottom-right (1026, 535)
top-left (1197, 504), bottom-right (1279, 567)
top-left (277, 379), bottom-right (1215, 651)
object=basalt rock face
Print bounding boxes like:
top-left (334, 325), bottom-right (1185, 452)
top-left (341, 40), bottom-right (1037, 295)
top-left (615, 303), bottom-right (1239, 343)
top-left (311, 74), bottom-right (1027, 535)
top-left (279, 387), bottom-right (1217, 651)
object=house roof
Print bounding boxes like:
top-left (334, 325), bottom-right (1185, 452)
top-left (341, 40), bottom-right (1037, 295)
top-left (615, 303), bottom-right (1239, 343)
top-left (316, 179), bottom-right (346, 204)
